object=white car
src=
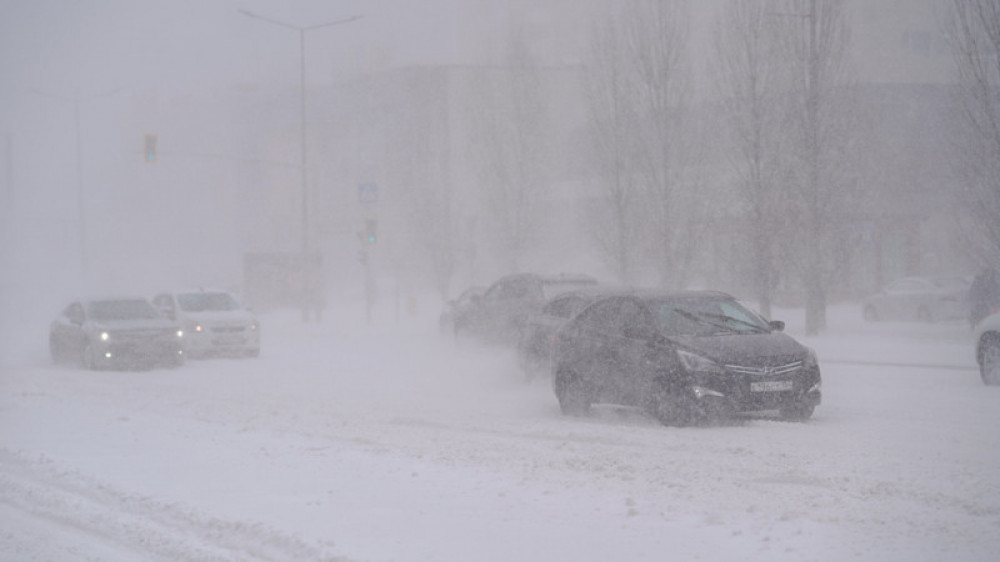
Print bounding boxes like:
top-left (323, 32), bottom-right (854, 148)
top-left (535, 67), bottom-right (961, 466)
top-left (861, 276), bottom-right (970, 322)
top-left (974, 312), bottom-right (1000, 386)
top-left (153, 290), bottom-right (259, 358)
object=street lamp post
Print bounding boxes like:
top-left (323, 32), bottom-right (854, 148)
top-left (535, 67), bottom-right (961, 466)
top-left (239, 9), bottom-right (362, 254)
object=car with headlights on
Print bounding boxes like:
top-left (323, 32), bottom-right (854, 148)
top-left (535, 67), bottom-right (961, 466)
top-left (551, 290), bottom-right (821, 426)
top-left (49, 297), bottom-right (185, 370)
top-left (973, 311), bottom-right (1000, 386)
top-left (153, 289), bottom-right (259, 358)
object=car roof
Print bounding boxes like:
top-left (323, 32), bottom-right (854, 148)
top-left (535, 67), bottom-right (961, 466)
top-left (161, 288), bottom-right (234, 295)
top-left (78, 296), bottom-right (151, 305)
top-left (588, 288), bottom-right (737, 302)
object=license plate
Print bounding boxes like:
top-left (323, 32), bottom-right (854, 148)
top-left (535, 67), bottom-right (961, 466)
top-left (751, 380), bottom-right (794, 392)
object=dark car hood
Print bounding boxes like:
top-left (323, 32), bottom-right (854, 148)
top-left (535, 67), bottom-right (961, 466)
top-left (669, 332), bottom-right (808, 366)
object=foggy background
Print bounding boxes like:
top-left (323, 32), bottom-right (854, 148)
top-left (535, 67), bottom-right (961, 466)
top-left (0, 0), bottom-right (980, 357)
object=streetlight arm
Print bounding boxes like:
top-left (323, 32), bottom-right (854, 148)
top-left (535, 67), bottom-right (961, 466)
top-left (239, 9), bottom-right (363, 32)
top-left (303, 15), bottom-right (363, 32)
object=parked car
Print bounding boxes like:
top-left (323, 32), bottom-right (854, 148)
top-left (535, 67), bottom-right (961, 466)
top-left (454, 273), bottom-right (598, 345)
top-left (439, 286), bottom-right (486, 334)
top-left (49, 297), bottom-right (185, 370)
top-left (973, 311), bottom-right (1000, 386)
top-left (551, 290), bottom-right (821, 426)
top-left (862, 276), bottom-right (970, 322)
top-left (516, 287), bottom-right (612, 381)
top-left (152, 289), bottom-right (259, 358)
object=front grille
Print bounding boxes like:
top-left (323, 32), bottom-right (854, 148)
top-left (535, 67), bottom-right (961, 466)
top-left (111, 329), bottom-right (174, 342)
top-left (211, 326), bottom-right (245, 334)
top-left (725, 361), bottom-right (803, 377)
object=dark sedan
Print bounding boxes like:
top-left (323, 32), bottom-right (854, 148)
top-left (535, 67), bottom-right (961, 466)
top-left (516, 288), bottom-right (611, 381)
top-left (50, 297), bottom-right (185, 370)
top-left (454, 273), bottom-right (598, 345)
top-left (551, 290), bottom-right (821, 426)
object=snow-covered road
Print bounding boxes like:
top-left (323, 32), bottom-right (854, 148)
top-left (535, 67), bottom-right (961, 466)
top-left (2, 303), bottom-right (998, 561)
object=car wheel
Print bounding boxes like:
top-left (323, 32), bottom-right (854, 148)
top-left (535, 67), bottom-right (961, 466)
top-left (979, 335), bottom-right (1000, 386)
top-left (554, 368), bottom-right (591, 416)
top-left (863, 305), bottom-right (878, 322)
top-left (779, 403), bottom-right (815, 421)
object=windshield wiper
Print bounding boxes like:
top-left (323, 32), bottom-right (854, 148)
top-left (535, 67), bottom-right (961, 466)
top-left (692, 312), bottom-right (769, 334)
top-left (673, 309), bottom-right (741, 335)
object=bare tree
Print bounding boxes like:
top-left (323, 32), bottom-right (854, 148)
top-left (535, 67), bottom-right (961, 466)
top-left (467, 27), bottom-right (548, 272)
top-left (392, 70), bottom-right (456, 302)
top-left (619, 0), bottom-right (699, 289)
top-left (776, 0), bottom-right (855, 334)
top-left (713, 0), bottom-right (794, 317)
top-left (945, 0), bottom-right (1000, 266)
top-left (582, 16), bottom-right (643, 283)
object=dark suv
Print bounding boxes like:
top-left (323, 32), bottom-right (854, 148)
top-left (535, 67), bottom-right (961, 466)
top-left (551, 290), bottom-right (821, 425)
top-left (454, 273), bottom-right (598, 345)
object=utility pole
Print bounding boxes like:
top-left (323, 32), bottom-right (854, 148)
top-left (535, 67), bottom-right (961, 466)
top-left (240, 9), bottom-right (361, 323)
top-left (239, 9), bottom-right (362, 255)
top-left (32, 88), bottom-right (121, 279)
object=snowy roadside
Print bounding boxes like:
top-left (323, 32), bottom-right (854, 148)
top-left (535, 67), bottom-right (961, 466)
top-left (1, 301), bottom-right (997, 561)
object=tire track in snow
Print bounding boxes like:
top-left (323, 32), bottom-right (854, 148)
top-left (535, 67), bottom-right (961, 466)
top-left (0, 448), bottom-right (351, 562)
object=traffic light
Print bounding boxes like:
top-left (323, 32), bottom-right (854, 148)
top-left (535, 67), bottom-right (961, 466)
top-left (143, 134), bottom-right (157, 162)
top-left (364, 216), bottom-right (377, 244)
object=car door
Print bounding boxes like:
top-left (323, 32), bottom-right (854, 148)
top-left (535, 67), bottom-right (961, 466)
top-left (478, 276), bottom-right (535, 342)
top-left (556, 298), bottom-right (618, 400)
top-left (599, 298), bottom-right (662, 407)
top-left (52, 302), bottom-right (87, 360)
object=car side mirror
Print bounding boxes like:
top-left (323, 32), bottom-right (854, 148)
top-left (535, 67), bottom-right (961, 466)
top-left (769, 320), bottom-right (785, 332)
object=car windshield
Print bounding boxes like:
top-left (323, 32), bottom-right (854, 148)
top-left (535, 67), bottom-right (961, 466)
top-left (88, 299), bottom-right (160, 321)
top-left (177, 292), bottom-right (240, 312)
top-left (651, 298), bottom-right (770, 336)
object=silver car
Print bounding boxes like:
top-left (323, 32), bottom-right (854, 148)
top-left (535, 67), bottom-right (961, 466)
top-left (153, 290), bottom-right (260, 358)
top-left (49, 297), bottom-right (185, 370)
top-left (861, 276), bottom-right (970, 322)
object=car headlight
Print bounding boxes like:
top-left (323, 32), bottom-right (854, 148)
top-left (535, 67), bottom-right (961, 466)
top-left (677, 349), bottom-right (725, 374)
top-left (176, 329), bottom-right (184, 338)
top-left (100, 331), bottom-right (110, 342)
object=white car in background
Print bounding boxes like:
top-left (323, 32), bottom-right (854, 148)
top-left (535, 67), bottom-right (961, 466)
top-left (974, 312), bottom-right (1000, 386)
top-left (861, 276), bottom-right (970, 322)
top-left (153, 290), bottom-right (259, 358)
